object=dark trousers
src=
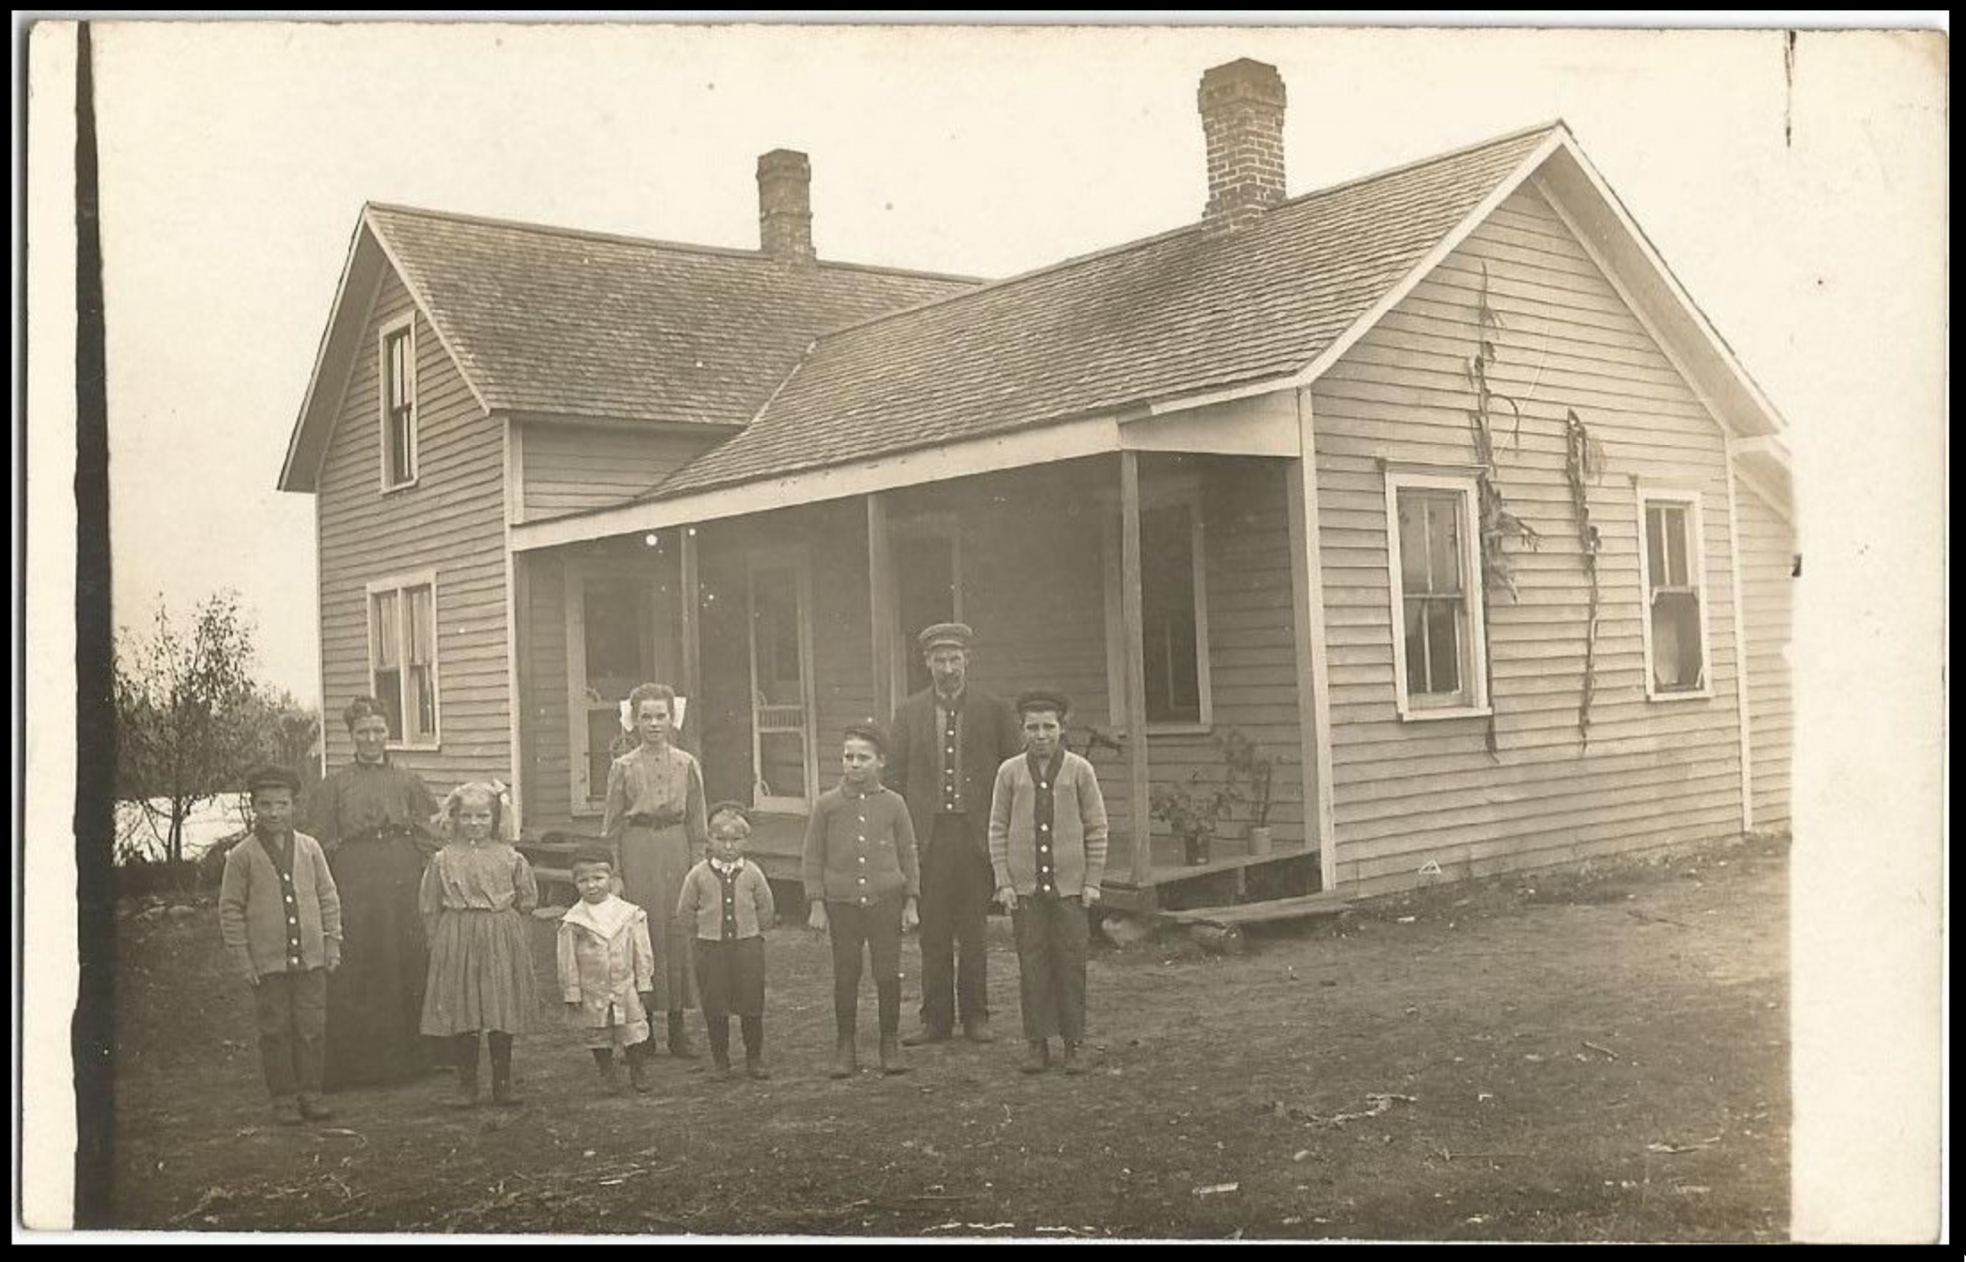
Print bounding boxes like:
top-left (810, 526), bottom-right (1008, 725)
top-left (253, 967), bottom-right (328, 1101)
top-left (918, 816), bottom-right (993, 1031)
top-left (827, 897), bottom-right (903, 1037)
top-left (1011, 894), bottom-right (1089, 1042)
top-left (694, 937), bottom-right (766, 1019)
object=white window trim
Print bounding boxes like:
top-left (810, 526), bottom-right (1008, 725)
top-left (564, 565), bottom-right (670, 816)
top-left (377, 312), bottom-right (420, 493)
top-left (1102, 477), bottom-right (1213, 734)
top-left (1384, 469), bottom-right (1492, 722)
top-left (1635, 486), bottom-right (1715, 702)
top-left (884, 511), bottom-right (965, 712)
top-left (747, 545), bottom-right (821, 814)
top-left (364, 569), bottom-right (442, 751)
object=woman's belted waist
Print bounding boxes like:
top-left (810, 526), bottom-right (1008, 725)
top-left (626, 811), bottom-right (685, 829)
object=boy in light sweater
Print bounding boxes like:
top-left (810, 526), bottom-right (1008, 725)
top-left (988, 691), bottom-right (1109, 1076)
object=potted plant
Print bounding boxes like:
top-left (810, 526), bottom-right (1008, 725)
top-left (1217, 730), bottom-right (1276, 857)
top-left (1150, 773), bottom-right (1234, 867)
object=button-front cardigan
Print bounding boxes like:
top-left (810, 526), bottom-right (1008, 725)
top-left (801, 780), bottom-right (921, 907)
top-left (988, 749), bottom-right (1110, 897)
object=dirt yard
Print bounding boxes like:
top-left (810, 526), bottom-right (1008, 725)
top-left (104, 833), bottom-right (1789, 1240)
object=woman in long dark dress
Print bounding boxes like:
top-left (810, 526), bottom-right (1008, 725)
top-left (307, 696), bottom-right (444, 1090)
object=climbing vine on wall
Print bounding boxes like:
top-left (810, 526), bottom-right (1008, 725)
top-left (1464, 262), bottom-right (1542, 754)
top-left (1563, 408), bottom-right (1609, 750)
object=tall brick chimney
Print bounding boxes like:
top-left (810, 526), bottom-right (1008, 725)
top-left (757, 148), bottom-right (815, 265)
top-left (1198, 59), bottom-right (1287, 228)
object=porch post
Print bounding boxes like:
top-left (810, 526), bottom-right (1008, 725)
top-left (1286, 389), bottom-right (1340, 891)
top-left (508, 549), bottom-right (530, 830)
top-left (867, 493), bottom-right (894, 723)
top-left (680, 526), bottom-right (703, 753)
top-left (1120, 451), bottom-right (1154, 889)
top-left (1723, 439), bottom-right (1755, 834)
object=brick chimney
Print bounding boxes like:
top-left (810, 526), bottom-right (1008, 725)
top-left (757, 148), bottom-right (815, 265)
top-left (1198, 59), bottom-right (1287, 228)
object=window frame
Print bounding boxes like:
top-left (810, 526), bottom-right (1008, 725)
top-left (1103, 478), bottom-right (1213, 735)
top-left (1384, 469), bottom-right (1491, 722)
top-left (365, 569), bottom-right (442, 750)
top-left (377, 312), bottom-right (420, 492)
top-left (1635, 486), bottom-right (1715, 702)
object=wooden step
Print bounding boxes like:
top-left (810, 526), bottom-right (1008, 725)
top-left (1160, 890), bottom-right (1355, 929)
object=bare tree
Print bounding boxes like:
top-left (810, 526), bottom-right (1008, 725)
top-left (113, 591), bottom-right (262, 865)
top-left (234, 686), bottom-right (323, 792)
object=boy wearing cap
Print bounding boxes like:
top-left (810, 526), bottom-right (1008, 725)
top-left (676, 802), bottom-right (777, 1080)
top-left (886, 623), bottom-right (1022, 1047)
top-left (803, 721), bottom-right (921, 1078)
top-left (218, 765), bottom-right (344, 1124)
top-left (988, 692), bottom-right (1110, 1076)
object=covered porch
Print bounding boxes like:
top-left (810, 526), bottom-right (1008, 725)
top-left (513, 429), bottom-right (1337, 912)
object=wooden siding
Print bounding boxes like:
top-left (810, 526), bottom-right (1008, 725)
top-left (520, 423), bottom-right (715, 521)
top-left (1735, 480), bottom-right (1794, 830)
top-left (1312, 185), bottom-right (1748, 896)
top-left (317, 269), bottom-right (509, 796)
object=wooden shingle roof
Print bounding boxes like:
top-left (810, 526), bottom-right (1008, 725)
top-left (648, 124), bottom-right (1560, 499)
top-left (365, 205), bottom-right (979, 427)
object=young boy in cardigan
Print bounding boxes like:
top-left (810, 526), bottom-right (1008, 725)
top-left (803, 721), bottom-right (921, 1079)
top-left (218, 764), bottom-right (343, 1124)
top-left (558, 849), bottom-right (658, 1095)
top-left (988, 692), bottom-right (1109, 1076)
top-left (676, 803), bottom-right (776, 1080)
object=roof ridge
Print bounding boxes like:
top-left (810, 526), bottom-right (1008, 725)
top-left (1271, 118), bottom-right (1568, 212)
top-left (808, 219), bottom-right (1209, 340)
top-left (362, 201), bottom-right (983, 285)
top-left (794, 118), bottom-right (1570, 345)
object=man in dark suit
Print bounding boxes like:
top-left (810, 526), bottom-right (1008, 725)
top-left (887, 623), bottom-right (1023, 1045)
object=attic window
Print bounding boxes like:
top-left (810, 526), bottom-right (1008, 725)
top-left (379, 316), bottom-right (418, 489)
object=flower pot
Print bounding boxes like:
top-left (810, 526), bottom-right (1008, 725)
top-left (1247, 824), bottom-right (1274, 858)
top-left (1183, 829), bottom-right (1210, 867)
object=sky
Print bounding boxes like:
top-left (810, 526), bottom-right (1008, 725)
top-left (85, 18), bottom-right (1944, 702)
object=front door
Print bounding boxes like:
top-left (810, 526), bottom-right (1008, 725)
top-left (567, 569), bottom-right (669, 812)
top-left (747, 548), bottom-right (818, 812)
top-left (889, 514), bottom-right (963, 703)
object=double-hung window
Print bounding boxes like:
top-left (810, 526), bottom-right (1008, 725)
top-left (368, 573), bottom-right (439, 747)
top-left (379, 316), bottom-right (418, 489)
top-left (1104, 481), bottom-right (1212, 731)
top-left (1385, 470), bottom-right (1489, 719)
top-left (1637, 489), bottom-right (1711, 698)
